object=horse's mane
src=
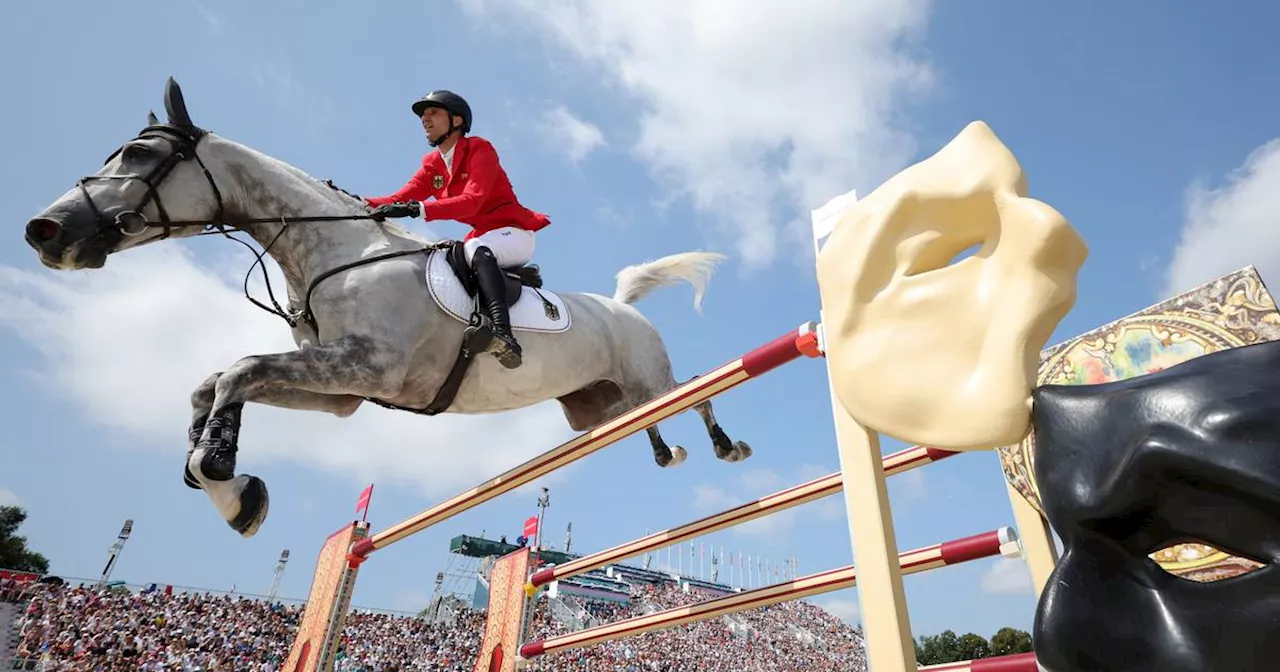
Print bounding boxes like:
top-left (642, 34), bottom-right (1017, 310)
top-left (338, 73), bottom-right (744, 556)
top-left (217, 133), bottom-right (422, 241)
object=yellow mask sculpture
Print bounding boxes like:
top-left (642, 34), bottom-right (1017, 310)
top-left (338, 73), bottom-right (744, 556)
top-left (816, 121), bottom-right (1088, 450)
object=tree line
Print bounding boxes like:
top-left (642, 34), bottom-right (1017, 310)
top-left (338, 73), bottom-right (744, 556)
top-left (1, 505), bottom-right (49, 574)
top-left (915, 626), bottom-right (1034, 664)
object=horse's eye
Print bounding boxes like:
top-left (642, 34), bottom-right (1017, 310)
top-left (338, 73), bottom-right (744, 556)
top-left (123, 144), bottom-right (151, 161)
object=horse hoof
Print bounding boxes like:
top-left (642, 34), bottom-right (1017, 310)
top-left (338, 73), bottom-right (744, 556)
top-left (183, 461), bottom-right (202, 490)
top-left (226, 475), bottom-right (270, 538)
top-left (666, 446), bottom-right (688, 468)
top-left (727, 441), bottom-right (752, 462)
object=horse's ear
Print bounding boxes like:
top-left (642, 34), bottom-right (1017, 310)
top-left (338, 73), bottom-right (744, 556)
top-left (147, 109), bottom-right (160, 126)
top-left (163, 76), bottom-right (194, 129)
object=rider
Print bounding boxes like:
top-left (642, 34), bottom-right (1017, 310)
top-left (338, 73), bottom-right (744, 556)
top-left (364, 90), bottom-right (550, 370)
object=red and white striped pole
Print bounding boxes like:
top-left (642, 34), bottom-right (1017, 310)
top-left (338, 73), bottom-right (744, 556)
top-left (518, 527), bottom-right (1020, 660)
top-left (920, 652), bottom-right (1039, 671)
top-left (347, 322), bottom-right (824, 562)
top-left (525, 443), bottom-right (962, 590)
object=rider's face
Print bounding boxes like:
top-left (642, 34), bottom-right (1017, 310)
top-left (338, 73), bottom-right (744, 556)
top-left (421, 107), bottom-right (452, 142)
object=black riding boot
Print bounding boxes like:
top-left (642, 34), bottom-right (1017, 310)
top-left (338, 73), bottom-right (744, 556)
top-left (471, 246), bottom-right (523, 369)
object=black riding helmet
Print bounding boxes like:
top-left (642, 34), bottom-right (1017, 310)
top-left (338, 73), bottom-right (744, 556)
top-left (411, 90), bottom-right (472, 134)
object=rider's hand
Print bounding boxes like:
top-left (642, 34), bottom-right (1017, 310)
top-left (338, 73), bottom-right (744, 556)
top-left (369, 201), bottom-right (422, 220)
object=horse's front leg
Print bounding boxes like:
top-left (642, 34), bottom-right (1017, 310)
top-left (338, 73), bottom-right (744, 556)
top-left (183, 371), bottom-right (365, 490)
top-left (186, 335), bottom-right (409, 537)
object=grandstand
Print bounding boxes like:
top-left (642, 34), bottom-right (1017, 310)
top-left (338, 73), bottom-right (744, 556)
top-left (0, 529), bottom-right (870, 671)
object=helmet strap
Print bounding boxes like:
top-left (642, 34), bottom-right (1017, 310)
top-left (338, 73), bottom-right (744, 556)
top-left (428, 121), bottom-right (464, 148)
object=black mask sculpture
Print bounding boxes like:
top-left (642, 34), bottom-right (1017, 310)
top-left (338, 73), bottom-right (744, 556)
top-left (1031, 337), bottom-right (1280, 672)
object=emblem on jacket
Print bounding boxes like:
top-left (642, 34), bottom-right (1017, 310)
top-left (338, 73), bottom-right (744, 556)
top-left (433, 175), bottom-right (444, 189)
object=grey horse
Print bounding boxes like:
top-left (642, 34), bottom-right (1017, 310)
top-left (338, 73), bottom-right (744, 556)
top-left (21, 78), bottom-right (751, 538)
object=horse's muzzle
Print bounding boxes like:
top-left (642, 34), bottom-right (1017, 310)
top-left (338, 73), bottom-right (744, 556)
top-left (25, 217), bottom-right (62, 248)
top-left (24, 214), bottom-right (111, 269)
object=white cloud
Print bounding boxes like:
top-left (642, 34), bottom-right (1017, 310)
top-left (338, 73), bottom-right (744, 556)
top-left (692, 481), bottom-right (793, 537)
top-left (543, 106), bottom-right (606, 162)
top-left (735, 509), bottom-right (798, 538)
top-left (0, 244), bottom-right (576, 503)
top-left (458, 0), bottom-right (935, 270)
top-left (692, 483), bottom-right (737, 510)
top-left (796, 462), bottom-right (834, 482)
top-left (737, 468), bottom-right (785, 492)
top-left (1163, 138), bottom-right (1280, 297)
top-left (0, 489), bottom-right (19, 506)
top-left (592, 202), bottom-right (634, 230)
top-left (980, 557), bottom-right (1033, 595)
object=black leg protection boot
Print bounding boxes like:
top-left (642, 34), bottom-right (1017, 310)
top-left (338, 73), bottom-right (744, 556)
top-left (471, 246), bottom-right (523, 369)
top-left (184, 412), bottom-right (209, 489)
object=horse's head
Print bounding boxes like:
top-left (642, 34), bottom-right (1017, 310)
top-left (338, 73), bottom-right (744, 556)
top-left (816, 120), bottom-right (1089, 450)
top-left (25, 77), bottom-right (222, 270)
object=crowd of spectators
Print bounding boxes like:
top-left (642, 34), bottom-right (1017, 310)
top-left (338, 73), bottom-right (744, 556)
top-left (3, 575), bottom-right (866, 671)
top-left (332, 610), bottom-right (484, 672)
top-left (0, 577), bottom-right (28, 604)
top-left (521, 581), bottom-right (867, 672)
top-left (8, 583), bottom-right (297, 670)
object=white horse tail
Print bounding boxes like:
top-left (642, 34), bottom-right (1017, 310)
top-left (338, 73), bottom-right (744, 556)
top-left (613, 251), bottom-right (726, 312)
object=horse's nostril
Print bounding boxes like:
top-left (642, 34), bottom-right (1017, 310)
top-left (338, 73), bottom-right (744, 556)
top-left (26, 218), bottom-right (62, 243)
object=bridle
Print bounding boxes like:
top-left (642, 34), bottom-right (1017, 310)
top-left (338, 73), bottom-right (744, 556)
top-left (76, 122), bottom-right (441, 336)
top-left (80, 123), bottom-right (228, 245)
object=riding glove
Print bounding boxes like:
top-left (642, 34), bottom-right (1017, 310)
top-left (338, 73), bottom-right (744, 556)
top-left (369, 201), bottom-right (422, 220)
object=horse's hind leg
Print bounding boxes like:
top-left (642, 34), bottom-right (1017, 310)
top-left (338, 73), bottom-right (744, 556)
top-left (694, 399), bottom-right (752, 463)
top-left (624, 364), bottom-right (749, 466)
top-left (644, 425), bottom-right (687, 468)
top-left (556, 378), bottom-right (687, 469)
top-left (636, 393), bottom-right (751, 467)
top-left (606, 314), bottom-right (750, 468)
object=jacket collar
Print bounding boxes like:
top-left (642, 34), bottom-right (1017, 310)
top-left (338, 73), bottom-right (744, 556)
top-left (439, 135), bottom-right (469, 187)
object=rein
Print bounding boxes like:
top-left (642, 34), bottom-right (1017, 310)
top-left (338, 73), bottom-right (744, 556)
top-left (82, 122), bottom-right (445, 338)
top-left (197, 220), bottom-right (444, 338)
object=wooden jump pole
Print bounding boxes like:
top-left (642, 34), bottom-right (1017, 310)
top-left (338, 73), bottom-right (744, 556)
top-left (518, 526), bottom-right (1021, 660)
top-left (526, 443), bottom-right (962, 590)
top-left (919, 652), bottom-right (1039, 671)
top-left (348, 321), bottom-right (824, 562)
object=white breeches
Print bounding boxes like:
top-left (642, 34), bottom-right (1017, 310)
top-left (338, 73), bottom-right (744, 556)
top-left (464, 227), bottom-right (536, 268)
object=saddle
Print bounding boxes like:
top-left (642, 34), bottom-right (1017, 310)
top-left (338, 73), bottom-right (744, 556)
top-left (367, 240), bottom-right (554, 418)
top-left (442, 239), bottom-right (545, 307)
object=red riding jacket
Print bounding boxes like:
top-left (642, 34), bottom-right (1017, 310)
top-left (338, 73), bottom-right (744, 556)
top-left (365, 135), bottom-right (551, 240)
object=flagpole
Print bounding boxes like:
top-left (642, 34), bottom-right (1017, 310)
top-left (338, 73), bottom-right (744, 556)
top-left (534, 488), bottom-right (551, 573)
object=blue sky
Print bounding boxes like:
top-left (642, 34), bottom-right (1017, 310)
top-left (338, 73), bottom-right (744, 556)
top-left (3, 0), bottom-right (1279, 643)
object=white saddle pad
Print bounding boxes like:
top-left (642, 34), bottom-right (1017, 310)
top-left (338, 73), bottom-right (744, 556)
top-left (425, 249), bottom-right (572, 333)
